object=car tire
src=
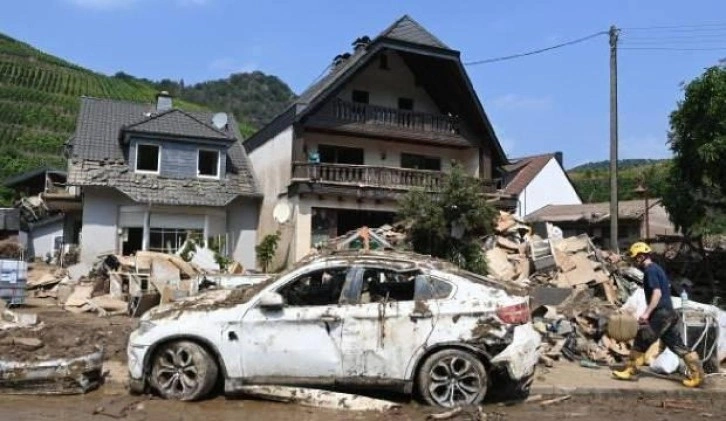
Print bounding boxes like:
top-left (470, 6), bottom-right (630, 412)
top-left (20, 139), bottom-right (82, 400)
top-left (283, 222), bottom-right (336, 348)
top-left (149, 340), bottom-right (219, 401)
top-left (417, 349), bottom-right (488, 408)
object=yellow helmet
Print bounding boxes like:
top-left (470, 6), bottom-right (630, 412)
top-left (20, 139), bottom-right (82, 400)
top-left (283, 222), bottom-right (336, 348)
top-left (628, 242), bottom-right (652, 258)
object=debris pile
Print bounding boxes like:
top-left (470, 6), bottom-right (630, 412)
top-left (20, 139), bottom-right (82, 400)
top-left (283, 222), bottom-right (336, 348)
top-left (24, 240), bottom-right (258, 317)
top-left (483, 211), bottom-right (649, 367)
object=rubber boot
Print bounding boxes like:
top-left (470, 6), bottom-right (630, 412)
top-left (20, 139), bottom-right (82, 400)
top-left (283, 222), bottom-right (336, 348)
top-left (682, 352), bottom-right (705, 388)
top-left (612, 351), bottom-right (643, 381)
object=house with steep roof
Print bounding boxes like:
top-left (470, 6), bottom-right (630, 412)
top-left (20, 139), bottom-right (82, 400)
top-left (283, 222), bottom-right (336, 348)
top-left (502, 152), bottom-right (582, 218)
top-left (245, 15), bottom-right (515, 264)
top-left (49, 93), bottom-right (260, 266)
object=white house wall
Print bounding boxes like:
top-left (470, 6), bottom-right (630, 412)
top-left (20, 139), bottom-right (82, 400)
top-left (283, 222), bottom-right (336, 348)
top-left (337, 51), bottom-right (440, 114)
top-left (80, 187), bottom-right (258, 266)
top-left (226, 197), bottom-right (259, 269)
top-left (519, 158), bottom-right (581, 218)
top-left (247, 126), bottom-right (294, 269)
top-left (29, 220), bottom-right (64, 260)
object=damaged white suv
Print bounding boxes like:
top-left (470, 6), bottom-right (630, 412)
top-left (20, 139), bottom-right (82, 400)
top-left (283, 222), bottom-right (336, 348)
top-left (127, 251), bottom-right (540, 407)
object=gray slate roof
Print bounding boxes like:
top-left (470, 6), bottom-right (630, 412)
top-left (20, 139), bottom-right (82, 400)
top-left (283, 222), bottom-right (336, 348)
top-left (124, 109), bottom-right (234, 141)
top-left (378, 15), bottom-right (450, 49)
top-left (68, 97), bottom-right (259, 206)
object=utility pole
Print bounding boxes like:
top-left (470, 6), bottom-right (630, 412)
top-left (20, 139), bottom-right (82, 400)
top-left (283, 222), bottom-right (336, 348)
top-left (609, 25), bottom-right (620, 252)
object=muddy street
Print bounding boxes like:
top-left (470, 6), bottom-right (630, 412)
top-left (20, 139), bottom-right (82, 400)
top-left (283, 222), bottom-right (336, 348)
top-left (1, 392), bottom-right (724, 421)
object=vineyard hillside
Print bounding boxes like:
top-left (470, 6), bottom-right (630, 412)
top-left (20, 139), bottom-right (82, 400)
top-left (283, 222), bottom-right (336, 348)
top-left (0, 32), bottom-right (202, 203)
top-left (567, 159), bottom-right (672, 203)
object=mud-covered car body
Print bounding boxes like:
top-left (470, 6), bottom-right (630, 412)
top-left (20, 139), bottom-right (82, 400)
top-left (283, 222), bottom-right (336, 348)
top-left (128, 252), bottom-right (540, 406)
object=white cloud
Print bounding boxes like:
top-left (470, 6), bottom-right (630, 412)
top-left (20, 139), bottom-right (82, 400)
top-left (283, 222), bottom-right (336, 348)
top-left (490, 93), bottom-right (553, 111)
top-left (208, 57), bottom-right (258, 75)
top-left (64, 0), bottom-right (210, 10)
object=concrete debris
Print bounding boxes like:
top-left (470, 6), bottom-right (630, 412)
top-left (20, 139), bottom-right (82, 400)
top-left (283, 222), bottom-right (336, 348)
top-left (25, 247), bottom-right (255, 318)
top-left (0, 347), bottom-right (104, 394)
top-left (236, 385), bottom-right (401, 412)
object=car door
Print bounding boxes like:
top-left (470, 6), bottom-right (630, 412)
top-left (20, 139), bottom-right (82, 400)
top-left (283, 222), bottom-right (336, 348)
top-left (339, 266), bottom-right (439, 382)
top-left (239, 265), bottom-right (352, 382)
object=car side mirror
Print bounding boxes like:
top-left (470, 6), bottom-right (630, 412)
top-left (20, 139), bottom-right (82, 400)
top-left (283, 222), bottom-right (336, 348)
top-left (258, 292), bottom-right (284, 310)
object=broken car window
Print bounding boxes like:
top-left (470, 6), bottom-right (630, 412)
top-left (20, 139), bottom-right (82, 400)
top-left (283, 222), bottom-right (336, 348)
top-left (277, 267), bottom-right (348, 306)
top-left (414, 275), bottom-right (454, 301)
top-left (359, 268), bottom-right (418, 304)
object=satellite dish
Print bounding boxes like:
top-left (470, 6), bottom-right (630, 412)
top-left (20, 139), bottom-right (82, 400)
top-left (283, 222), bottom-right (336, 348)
top-left (273, 201), bottom-right (292, 224)
top-left (212, 112), bottom-right (228, 130)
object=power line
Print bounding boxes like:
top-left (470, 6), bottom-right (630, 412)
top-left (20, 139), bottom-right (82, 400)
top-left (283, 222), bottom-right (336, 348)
top-left (621, 23), bottom-right (726, 31)
top-left (620, 46), bottom-right (726, 51)
top-left (464, 31), bottom-right (607, 66)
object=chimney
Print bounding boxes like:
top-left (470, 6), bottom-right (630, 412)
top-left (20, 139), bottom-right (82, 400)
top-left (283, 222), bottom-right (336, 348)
top-left (352, 36), bottom-right (371, 52)
top-left (332, 53), bottom-right (352, 70)
top-left (554, 151), bottom-right (563, 167)
top-left (156, 91), bottom-right (173, 112)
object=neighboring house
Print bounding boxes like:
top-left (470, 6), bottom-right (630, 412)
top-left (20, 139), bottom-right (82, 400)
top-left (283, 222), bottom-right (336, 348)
top-left (3, 168), bottom-right (74, 260)
top-left (502, 152), bottom-right (582, 218)
top-left (3, 167), bottom-right (67, 199)
top-left (525, 199), bottom-right (678, 250)
top-left (47, 93), bottom-right (261, 267)
top-left (244, 15), bottom-right (513, 264)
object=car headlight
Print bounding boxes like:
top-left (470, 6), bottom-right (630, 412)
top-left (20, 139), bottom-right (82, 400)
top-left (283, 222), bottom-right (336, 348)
top-left (135, 320), bottom-right (156, 336)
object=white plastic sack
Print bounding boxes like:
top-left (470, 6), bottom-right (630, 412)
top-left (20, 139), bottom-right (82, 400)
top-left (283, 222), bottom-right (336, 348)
top-left (650, 348), bottom-right (680, 374)
top-left (621, 288), bottom-right (726, 363)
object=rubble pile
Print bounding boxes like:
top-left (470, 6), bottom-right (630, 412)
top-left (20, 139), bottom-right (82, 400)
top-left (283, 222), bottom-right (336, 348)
top-left (485, 211), bottom-right (648, 367)
top-left (316, 224), bottom-right (408, 252)
top-left (25, 242), bottom-right (252, 318)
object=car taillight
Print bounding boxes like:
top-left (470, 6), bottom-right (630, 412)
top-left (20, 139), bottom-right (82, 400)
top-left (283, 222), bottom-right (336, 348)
top-left (496, 302), bottom-right (530, 325)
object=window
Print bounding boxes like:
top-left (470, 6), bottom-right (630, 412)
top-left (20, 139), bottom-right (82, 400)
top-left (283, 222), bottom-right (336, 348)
top-left (318, 144), bottom-right (364, 165)
top-left (148, 228), bottom-right (203, 254)
top-left (198, 149), bottom-right (220, 178)
top-left (277, 268), bottom-right (349, 306)
top-left (379, 54), bottom-right (389, 70)
top-left (136, 144), bottom-right (160, 173)
top-left (352, 90), bottom-right (369, 104)
top-left (415, 276), bottom-right (454, 300)
top-left (358, 268), bottom-right (418, 304)
top-left (398, 97), bottom-right (414, 111)
top-left (401, 153), bottom-right (441, 171)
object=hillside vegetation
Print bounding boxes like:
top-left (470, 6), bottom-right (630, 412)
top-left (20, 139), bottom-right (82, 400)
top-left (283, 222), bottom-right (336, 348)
top-left (568, 159), bottom-right (671, 203)
top-left (0, 33), bottom-right (203, 194)
top-left (0, 32), bottom-right (296, 204)
top-left (117, 71), bottom-right (297, 137)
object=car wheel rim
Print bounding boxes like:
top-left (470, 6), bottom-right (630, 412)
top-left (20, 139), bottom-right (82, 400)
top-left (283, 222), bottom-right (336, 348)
top-left (428, 356), bottom-right (483, 407)
top-left (155, 346), bottom-right (199, 397)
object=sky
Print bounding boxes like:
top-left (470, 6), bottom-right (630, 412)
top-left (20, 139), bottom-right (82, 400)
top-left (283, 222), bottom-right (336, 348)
top-left (2, 0), bottom-right (725, 168)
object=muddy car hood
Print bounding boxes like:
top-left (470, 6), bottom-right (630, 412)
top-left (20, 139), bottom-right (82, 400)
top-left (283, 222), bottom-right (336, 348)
top-left (142, 288), bottom-right (253, 323)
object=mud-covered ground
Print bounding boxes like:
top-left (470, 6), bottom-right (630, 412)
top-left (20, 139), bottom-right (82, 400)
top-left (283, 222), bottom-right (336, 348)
top-left (0, 392), bottom-right (724, 420)
top-left (1, 299), bottom-right (135, 361)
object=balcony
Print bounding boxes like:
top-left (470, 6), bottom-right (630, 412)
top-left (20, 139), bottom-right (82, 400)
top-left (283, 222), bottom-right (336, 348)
top-left (291, 162), bottom-right (498, 197)
top-left (305, 99), bottom-right (470, 147)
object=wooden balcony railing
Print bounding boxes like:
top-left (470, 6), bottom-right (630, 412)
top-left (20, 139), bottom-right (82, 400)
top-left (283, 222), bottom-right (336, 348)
top-left (292, 162), bottom-right (498, 193)
top-left (321, 99), bottom-right (461, 135)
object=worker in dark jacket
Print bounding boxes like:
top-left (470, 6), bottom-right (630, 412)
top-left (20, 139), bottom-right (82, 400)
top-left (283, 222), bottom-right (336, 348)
top-left (612, 242), bottom-right (704, 387)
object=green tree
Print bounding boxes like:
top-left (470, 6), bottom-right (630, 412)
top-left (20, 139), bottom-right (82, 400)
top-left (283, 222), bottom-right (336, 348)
top-left (663, 66), bottom-right (726, 235)
top-left (398, 164), bottom-right (495, 274)
top-left (256, 231), bottom-right (281, 273)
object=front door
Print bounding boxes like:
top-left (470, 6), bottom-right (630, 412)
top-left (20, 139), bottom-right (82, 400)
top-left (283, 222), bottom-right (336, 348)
top-left (339, 267), bottom-right (438, 381)
top-left (239, 266), bottom-right (352, 382)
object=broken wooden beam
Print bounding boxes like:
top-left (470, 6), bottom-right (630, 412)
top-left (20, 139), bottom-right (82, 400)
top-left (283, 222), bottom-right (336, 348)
top-left (236, 385), bottom-right (400, 412)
